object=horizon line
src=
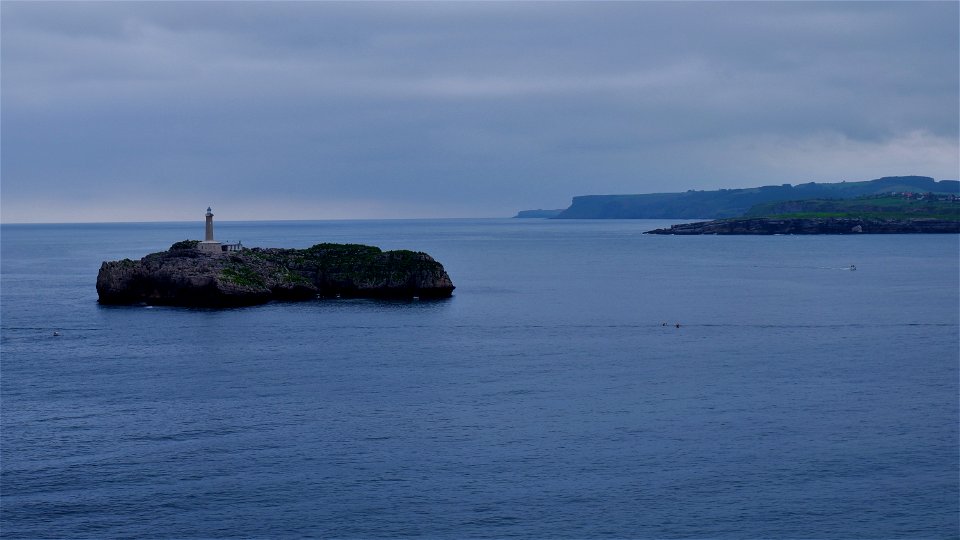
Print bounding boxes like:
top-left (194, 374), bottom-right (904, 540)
top-left (0, 216), bottom-right (515, 226)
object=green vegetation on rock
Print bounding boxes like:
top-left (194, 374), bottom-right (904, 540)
top-left (170, 239), bottom-right (200, 250)
top-left (220, 264), bottom-right (266, 288)
top-left (745, 195), bottom-right (960, 221)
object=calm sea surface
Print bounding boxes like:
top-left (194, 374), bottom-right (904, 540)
top-left (2, 219), bottom-right (958, 538)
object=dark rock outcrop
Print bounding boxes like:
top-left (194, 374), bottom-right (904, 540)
top-left (644, 217), bottom-right (960, 235)
top-left (97, 243), bottom-right (455, 307)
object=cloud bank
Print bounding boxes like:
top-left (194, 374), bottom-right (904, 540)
top-left (2, 1), bottom-right (957, 222)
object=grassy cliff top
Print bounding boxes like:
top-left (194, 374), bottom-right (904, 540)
top-left (744, 195), bottom-right (960, 221)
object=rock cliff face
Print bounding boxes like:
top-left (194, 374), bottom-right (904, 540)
top-left (513, 209), bottom-right (565, 218)
top-left (644, 217), bottom-right (960, 235)
top-left (97, 242), bottom-right (455, 307)
top-left (552, 176), bottom-right (959, 219)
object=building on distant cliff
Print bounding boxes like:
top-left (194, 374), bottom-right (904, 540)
top-left (199, 207), bottom-right (243, 253)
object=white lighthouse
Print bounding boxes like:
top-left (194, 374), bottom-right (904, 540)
top-left (205, 207), bottom-right (215, 241)
top-left (198, 207), bottom-right (243, 254)
top-left (198, 206), bottom-right (223, 253)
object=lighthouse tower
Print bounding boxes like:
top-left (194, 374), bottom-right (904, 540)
top-left (198, 206), bottom-right (223, 253)
top-left (205, 207), bottom-right (215, 241)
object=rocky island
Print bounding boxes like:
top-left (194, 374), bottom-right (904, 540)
top-left (644, 193), bottom-right (960, 235)
top-left (644, 217), bottom-right (960, 235)
top-left (97, 241), bottom-right (455, 307)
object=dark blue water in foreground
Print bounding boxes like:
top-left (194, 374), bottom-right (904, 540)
top-left (2, 219), bottom-right (958, 538)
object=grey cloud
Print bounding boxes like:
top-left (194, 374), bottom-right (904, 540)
top-left (2, 1), bottom-right (957, 222)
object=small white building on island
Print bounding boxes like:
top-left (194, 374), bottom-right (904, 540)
top-left (198, 207), bottom-right (243, 253)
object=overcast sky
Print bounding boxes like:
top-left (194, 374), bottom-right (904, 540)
top-left (2, 1), bottom-right (957, 223)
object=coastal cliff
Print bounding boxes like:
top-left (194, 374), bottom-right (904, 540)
top-left (515, 176), bottom-right (959, 219)
top-left (97, 242), bottom-right (455, 307)
top-left (644, 217), bottom-right (960, 235)
top-left (513, 209), bottom-right (565, 218)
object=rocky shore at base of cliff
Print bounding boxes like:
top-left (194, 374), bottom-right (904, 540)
top-left (97, 242), bottom-right (455, 307)
top-left (644, 217), bottom-right (960, 235)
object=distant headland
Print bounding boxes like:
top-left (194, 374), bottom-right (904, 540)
top-left (515, 176), bottom-right (959, 220)
top-left (514, 209), bottom-right (565, 219)
top-left (514, 176), bottom-right (960, 234)
top-left (97, 208), bottom-right (455, 307)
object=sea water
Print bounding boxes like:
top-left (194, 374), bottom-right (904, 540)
top-left (2, 219), bottom-right (957, 538)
